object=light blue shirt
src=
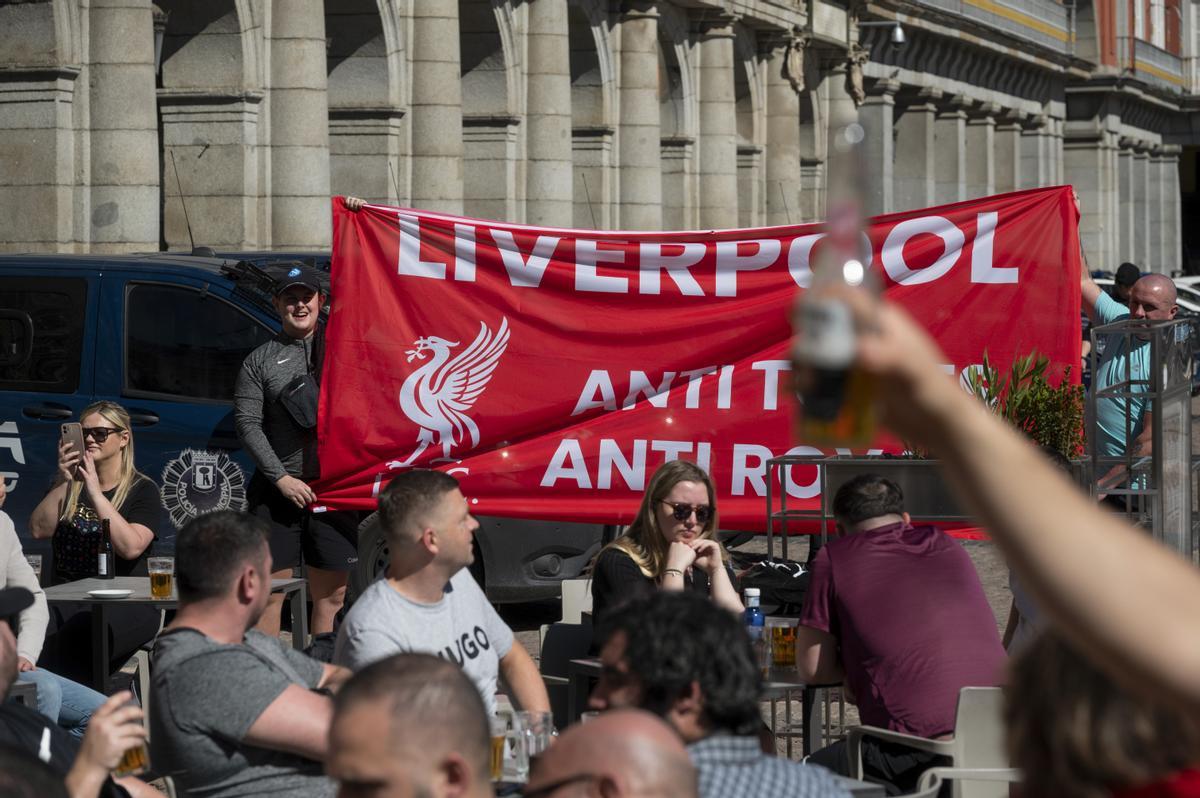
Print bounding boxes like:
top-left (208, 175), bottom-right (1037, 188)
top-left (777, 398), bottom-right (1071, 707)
top-left (1092, 291), bottom-right (1150, 459)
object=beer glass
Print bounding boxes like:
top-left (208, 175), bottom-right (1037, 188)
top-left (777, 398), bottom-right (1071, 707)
top-left (148, 557), bottom-right (174, 599)
top-left (766, 617), bottom-right (799, 668)
top-left (24, 554), bottom-right (42, 585)
top-left (114, 742), bottom-right (149, 777)
top-left (489, 716), bottom-right (507, 781)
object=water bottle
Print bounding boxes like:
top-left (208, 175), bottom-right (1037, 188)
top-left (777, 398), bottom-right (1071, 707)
top-left (744, 588), bottom-right (767, 677)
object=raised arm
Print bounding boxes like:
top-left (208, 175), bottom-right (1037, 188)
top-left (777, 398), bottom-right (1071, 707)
top-left (803, 288), bottom-right (1200, 717)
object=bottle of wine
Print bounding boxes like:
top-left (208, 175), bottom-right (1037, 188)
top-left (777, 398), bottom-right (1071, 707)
top-left (98, 519), bottom-right (115, 580)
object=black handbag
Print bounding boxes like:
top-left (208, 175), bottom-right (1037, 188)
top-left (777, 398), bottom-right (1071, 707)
top-left (278, 332), bottom-right (321, 429)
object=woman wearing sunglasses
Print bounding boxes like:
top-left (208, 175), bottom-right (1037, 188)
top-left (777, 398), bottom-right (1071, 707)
top-left (30, 400), bottom-right (163, 681)
top-left (591, 460), bottom-right (743, 629)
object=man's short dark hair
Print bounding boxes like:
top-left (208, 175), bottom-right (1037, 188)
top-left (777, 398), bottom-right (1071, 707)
top-left (832, 474), bottom-right (906, 527)
top-left (378, 469), bottom-right (460, 543)
top-left (334, 653), bottom-right (490, 773)
top-left (1116, 262), bottom-right (1140, 287)
top-left (599, 591), bottom-right (761, 736)
top-left (175, 511), bottom-right (270, 602)
top-left (0, 743), bottom-right (68, 798)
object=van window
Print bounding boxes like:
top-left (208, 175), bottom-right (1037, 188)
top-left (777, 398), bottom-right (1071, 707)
top-left (126, 283), bottom-right (274, 401)
top-left (0, 278), bottom-right (87, 393)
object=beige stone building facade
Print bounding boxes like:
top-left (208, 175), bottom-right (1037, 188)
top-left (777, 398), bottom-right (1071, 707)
top-left (0, 0), bottom-right (1197, 272)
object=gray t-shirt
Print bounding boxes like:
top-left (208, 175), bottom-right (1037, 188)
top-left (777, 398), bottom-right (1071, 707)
top-left (150, 628), bottom-right (335, 798)
top-left (334, 570), bottom-right (514, 714)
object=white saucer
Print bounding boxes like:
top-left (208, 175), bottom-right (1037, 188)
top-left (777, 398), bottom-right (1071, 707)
top-left (87, 589), bottom-right (132, 599)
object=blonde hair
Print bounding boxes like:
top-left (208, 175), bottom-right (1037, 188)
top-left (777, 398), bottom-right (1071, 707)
top-left (61, 401), bottom-right (145, 521)
top-left (597, 460), bottom-right (722, 579)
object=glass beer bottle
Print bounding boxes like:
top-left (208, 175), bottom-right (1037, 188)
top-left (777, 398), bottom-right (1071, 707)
top-left (794, 122), bottom-right (877, 447)
top-left (97, 519), bottom-right (115, 580)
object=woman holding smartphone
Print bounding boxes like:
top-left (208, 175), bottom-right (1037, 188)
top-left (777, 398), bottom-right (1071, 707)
top-left (590, 460), bottom-right (743, 629)
top-left (30, 400), bottom-right (163, 682)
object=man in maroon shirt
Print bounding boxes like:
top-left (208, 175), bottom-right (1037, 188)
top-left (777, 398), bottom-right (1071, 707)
top-left (798, 474), bottom-right (1006, 794)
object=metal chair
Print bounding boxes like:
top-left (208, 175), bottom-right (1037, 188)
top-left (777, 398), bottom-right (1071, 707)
top-left (538, 620), bottom-right (593, 730)
top-left (847, 687), bottom-right (1017, 798)
top-left (905, 768), bottom-right (1022, 798)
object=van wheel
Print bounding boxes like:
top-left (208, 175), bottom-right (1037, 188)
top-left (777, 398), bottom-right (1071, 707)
top-left (349, 512), bottom-right (388, 609)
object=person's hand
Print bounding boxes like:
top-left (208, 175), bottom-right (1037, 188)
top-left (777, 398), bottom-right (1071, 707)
top-left (689, 539), bottom-right (723, 575)
top-left (76, 691), bottom-right (146, 773)
top-left (344, 196), bottom-right (366, 212)
top-left (79, 450), bottom-right (102, 497)
top-left (665, 541), bottom-right (697, 572)
top-left (17, 657), bottom-right (34, 672)
top-left (276, 475), bottom-right (316, 508)
top-left (57, 438), bottom-right (82, 484)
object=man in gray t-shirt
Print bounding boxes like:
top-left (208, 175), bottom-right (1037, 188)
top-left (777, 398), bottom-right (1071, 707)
top-left (150, 511), bottom-right (352, 798)
top-left (333, 469), bottom-right (549, 716)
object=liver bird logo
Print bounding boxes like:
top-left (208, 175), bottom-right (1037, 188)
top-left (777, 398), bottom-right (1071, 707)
top-left (395, 318), bottom-right (510, 466)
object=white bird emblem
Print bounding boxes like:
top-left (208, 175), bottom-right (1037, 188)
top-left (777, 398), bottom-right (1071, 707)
top-left (395, 317), bottom-right (510, 466)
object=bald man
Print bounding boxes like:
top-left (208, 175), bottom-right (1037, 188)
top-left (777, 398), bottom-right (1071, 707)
top-left (327, 652), bottom-right (494, 798)
top-left (1081, 269), bottom-right (1178, 495)
top-left (524, 709), bottom-right (697, 798)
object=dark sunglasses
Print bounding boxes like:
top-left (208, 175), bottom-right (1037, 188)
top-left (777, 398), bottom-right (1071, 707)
top-left (661, 501), bottom-right (713, 525)
top-left (82, 426), bottom-right (123, 443)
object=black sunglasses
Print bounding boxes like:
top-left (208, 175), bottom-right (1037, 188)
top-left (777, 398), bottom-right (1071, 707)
top-left (521, 773), bottom-right (600, 798)
top-left (82, 426), bottom-right (123, 443)
top-left (661, 501), bottom-right (713, 525)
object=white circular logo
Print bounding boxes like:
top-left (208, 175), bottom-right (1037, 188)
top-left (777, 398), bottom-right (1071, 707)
top-left (160, 449), bottom-right (247, 529)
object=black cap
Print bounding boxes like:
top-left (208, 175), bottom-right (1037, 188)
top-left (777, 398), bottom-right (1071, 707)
top-left (1116, 262), bottom-right (1140, 287)
top-left (0, 587), bottom-right (33, 622)
top-left (273, 263), bottom-right (324, 296)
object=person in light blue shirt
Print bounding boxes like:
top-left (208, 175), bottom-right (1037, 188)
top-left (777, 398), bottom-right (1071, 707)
top-left (1081, 269), bottom-right (1178, 488)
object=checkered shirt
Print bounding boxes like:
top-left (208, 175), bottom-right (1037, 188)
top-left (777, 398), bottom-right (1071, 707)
top-left (687, 735), bottom-right (851, 798)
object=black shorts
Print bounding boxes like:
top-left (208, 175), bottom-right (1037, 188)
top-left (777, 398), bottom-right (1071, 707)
top-left (246, 472), bottom-right (361, 572)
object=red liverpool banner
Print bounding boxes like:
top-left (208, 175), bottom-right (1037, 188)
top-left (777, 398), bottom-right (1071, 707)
top-left (315, 187), bottom-right (1081, 529)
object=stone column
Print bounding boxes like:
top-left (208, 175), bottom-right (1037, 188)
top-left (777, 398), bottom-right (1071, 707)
top-left (1150, 148), bottom-right (1170, 271)
top-left (0, 67), bottom-right (80, 251)
top-left (1162, 145), bottom-right (1182, 272)
top-left (88, 0), bottom-right (159, 252)
top-left (617, 0), bottom-right (662, 230)
top-left (859, 80), bottom-right (897, 215)
top-left (696, 16), bottom-right (739, 229)
top-left (409, 0), bottom-right (465, 213)
top-left (1065, 123), bottom-right (1119, 269)
top-left (525, 0), bottom-right (573, 226)
top-left (1133, 145), bottom-right (1150, 267)
top-left (994, 113), bottom-right (1021, 194)
top-left (894, 89), bottom-right (938, 211)
top-left (764, 36), bottom-right (804, 226)
top-left (1118, 144), bottom-right (1134, 263)
top-left (934, 95), bottom-right (966, 204)
top-left (1019, 115), bottom-right (1048, 189)
top-left (269, 0), bottom-right (332, 248)
top-left (964, 103), bottom-right (996, 200)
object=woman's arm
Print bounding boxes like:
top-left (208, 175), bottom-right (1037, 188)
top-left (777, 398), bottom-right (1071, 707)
top-left (29, 482), bottom-right (68, 539)
top-left (689, 539), bottom-right (743, 612)
top-left (79, 456), bottom-right (154, 560)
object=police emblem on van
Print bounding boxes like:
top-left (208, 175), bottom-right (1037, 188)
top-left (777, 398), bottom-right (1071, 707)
top-left (160, 449), bottom-right (247, 528)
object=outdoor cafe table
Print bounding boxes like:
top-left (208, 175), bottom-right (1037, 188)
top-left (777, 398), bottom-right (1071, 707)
top-left (44, 576), bottom-right (309, 692)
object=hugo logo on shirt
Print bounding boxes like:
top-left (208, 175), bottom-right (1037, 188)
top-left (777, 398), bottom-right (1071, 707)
top-left (439, 626), bottom-right (492, 666)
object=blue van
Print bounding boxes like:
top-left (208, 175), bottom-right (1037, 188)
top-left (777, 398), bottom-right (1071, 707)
top-left (0, 253), bottom-right (605, 602)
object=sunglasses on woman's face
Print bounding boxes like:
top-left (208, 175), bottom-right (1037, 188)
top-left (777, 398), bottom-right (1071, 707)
top-left (661, 501), bottom-right (713, 525)
top-left (82, 426), bottom-right (123, 443)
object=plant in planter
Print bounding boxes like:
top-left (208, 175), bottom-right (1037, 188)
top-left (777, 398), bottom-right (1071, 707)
top-left (963, 350), bottom-right (1085, 460)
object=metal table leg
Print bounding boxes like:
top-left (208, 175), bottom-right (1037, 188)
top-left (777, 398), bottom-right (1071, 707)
top-left (802, 686), bottom-right (823, 756)
top-left (290, 583), bottom-right (309, 651)
top-left (92, 603), bottom-right (110, 693)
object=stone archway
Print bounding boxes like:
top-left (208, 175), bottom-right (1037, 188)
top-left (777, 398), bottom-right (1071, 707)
top-left (156, 0), bottom-right (260, 249)
top-left (657, 5), bottom-right (697, 230)
top-left (325, 0), bottom-right (404, 204)
top-left (460, 0), bottom-right (518, 220)
top-left (567, 0), bottom-right (614, 228)
top-left (734, 27), bottom-right (764, 227)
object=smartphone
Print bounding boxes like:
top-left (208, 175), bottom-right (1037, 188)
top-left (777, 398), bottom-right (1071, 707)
top-left (60, 423), bottom-right (85, 477)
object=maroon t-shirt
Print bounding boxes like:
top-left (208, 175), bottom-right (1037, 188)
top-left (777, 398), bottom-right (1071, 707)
top-left (799, 522), bottom-right (1006, 738)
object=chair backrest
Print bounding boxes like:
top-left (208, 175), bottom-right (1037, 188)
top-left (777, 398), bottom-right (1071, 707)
top-left (560, 579), bottom-right (593, 625)
top-left (539, 621), bottom-right (593, 679)
top-left (949, 687), bottom-right (1009, 798)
